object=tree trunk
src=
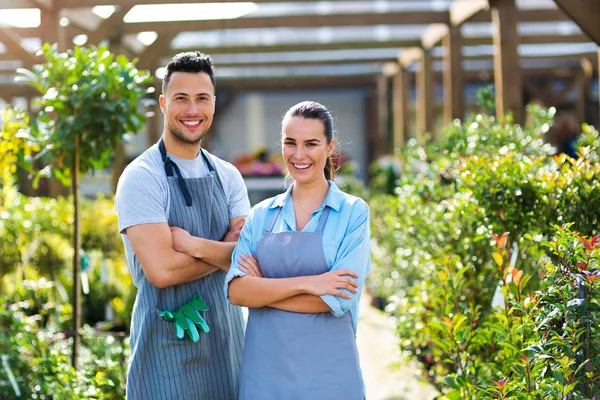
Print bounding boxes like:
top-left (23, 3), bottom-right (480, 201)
top-left (71, 134), bottom-right (82, 369)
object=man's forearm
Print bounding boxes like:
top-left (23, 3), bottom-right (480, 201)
top-left (267, 294), bottom-right (330, 313)
top-left (187, 238), bottom-right (236, 271)
top-left (150, 250), bottom-right (218, 288)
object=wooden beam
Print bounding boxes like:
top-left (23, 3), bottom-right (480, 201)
top-left (39, 6), bottom-right (66, 50)
top-left (217, 75), bottom-right (375, 91)
top-left (392, 66), bottom-right (410, 149)
top-left (553, 0), bottom-right (600, 45)
top-left (51, 0), bottom-right (376, 6)
top-left (416, 50), bottom-right (435, 138)
top-left (0, 27), bottom-right (37, 68)
top-left (122, 12), bottom-right (450, 35)
top-left (492, 0), bottom-right (523, 124)
top-left (451, 0), bottom-right (490, 26)
top-left (470, 8), bottom-right (568, 23)
top-left (137, 32), bottom-right (177, 71)
top-left (443, 25), bottom-right (464, 123)
top-left (86, 6), bottom-right (132, 45)
top-left (371, 75), bottom-right (390, 158)
top-left (399, 48), bottom-right (424, 68)
top-left (214, 58), bottom-right (393, 68)
top-left (422, 23), bottom-right (450, 50)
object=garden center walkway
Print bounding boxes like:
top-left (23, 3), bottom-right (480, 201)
top-left (357, 292), bottom-right (440, 400)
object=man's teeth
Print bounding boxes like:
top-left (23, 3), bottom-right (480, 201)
top-left (294, 164), bottom-right (310, 170)
top-left (183, 121), bottom-right (200, 126)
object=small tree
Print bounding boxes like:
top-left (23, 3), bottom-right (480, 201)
top-left (17, 43), bottom-right (154, 368)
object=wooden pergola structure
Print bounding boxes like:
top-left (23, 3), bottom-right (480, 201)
top-left (1, 0), bottom-right (599, 170)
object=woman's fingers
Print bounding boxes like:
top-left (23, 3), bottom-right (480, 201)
top-left (335, 269), bottom-right (359, 279)
top-left (239, 255), bottom-right (262, 277)
top-left (334, 290), bottom-right (352, 300)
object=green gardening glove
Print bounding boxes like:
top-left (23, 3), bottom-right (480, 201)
top-left (159, 295), bottom-right (210, 343)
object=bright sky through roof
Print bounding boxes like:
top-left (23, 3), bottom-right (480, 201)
top-left (0, 8), bottom-right (40, 28)
top-left (123, 3), bottom-right (259, 23)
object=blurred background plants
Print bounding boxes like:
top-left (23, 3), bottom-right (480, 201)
top-left (367, 100), bottom-right (600, 398)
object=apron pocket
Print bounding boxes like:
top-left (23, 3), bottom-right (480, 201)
top-left (154, 307), bottom-right (202, 378)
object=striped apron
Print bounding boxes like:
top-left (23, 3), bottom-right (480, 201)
top-left (126, 140), bottom-right (244, 399)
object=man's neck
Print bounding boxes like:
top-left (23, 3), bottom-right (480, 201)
top-left (163, 132), bottom-right (201, 160)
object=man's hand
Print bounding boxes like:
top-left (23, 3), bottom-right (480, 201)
top-left (170, 226), bottom-right (195, 256)
top-left (223, 218), bottom-right (245, 242)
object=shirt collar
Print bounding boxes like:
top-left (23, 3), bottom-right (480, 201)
top-left (269, 180), bottom-right (342, 212)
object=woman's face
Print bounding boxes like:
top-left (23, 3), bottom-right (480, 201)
top-left (281, 116), bottom-right (334, 185)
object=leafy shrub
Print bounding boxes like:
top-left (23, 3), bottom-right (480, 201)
top-left (368, 106), bottom-right (600, 397)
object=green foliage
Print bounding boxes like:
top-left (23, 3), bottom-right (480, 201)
top-left (0, 282), bottom-right (127, 399)
top-left (368, 106), bottom-right (600, 398)
top-left (16, 44), bottom-right (154, 184)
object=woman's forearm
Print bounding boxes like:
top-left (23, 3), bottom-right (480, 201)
top-left (228, 276), bottom-right (311, 308)
top-left (267, 294), bottom-right (330, 313)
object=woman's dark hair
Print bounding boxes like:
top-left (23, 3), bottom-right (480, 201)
top-left (284, 101), bottom-right (337, 181)
top-left (162, 51), bottom-right (216, 94)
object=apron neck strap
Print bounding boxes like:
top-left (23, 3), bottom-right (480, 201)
top-left (158, 138), bottom-right (193, 207)
top-left (265, 207), bottom-right (282, 233)
top-left (264, 205), bottom-right (331, 234)
top-left (315, 207), bottom-right (331, 232)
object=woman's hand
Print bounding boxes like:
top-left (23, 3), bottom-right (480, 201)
top-left (170, 226), bottom-right (196, 256)
top-left (304, 270), bottom-right (359, 299)
top-left (238, 254), bottom-right (263, 277)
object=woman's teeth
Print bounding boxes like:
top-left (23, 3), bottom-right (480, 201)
top-left (293, 164), bottom-right (310, 170)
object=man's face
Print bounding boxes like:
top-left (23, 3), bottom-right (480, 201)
top-left (159, 71), bottom-right (215, 145)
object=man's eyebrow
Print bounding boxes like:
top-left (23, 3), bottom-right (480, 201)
top-left (171, 92), bottom-right (212, 97)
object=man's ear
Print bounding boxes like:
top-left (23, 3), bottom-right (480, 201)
top-left (159, 95), bottom-right (166, 114)
top-left (213, 96), bottom-right (217, 114)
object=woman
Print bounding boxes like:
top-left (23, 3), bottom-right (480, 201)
top-left (225, 101), bottom-right (371, 400)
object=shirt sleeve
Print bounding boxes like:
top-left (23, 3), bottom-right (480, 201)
top-left (114, 164), bottom-right (167, 234)
top-left (320, 200), bottom-right (371, 317)
top-left (225, 163), bottom-right (251, 219)
top-left (224, 208), bottom-right (255, 300)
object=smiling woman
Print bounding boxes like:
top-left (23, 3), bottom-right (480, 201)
top-left (226, 101), bottom-right (371, 400)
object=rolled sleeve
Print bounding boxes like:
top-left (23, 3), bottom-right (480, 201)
top-left (224, 209), bottom-right (254, 301)
top-left (321, 201), bottom-right (371, 318)
top-left (320, 294), bottom-right (345, 317)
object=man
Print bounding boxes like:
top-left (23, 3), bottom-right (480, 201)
top-left (115, 52), bottom-right (249, 399)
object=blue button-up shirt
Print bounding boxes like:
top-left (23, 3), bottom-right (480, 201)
top-left (225, 181), bottom-right (371, 331)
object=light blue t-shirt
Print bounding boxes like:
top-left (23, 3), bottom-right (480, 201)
top-left (225, 181), bottom-right (371, 331)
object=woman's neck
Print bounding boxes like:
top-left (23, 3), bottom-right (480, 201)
top-left (292, 178), bottom-right (329, 204)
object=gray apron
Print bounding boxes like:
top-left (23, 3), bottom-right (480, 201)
top-left (239, 206), bottom-right (364, 400)
top-left (126, 139), bottom-right (244, 399)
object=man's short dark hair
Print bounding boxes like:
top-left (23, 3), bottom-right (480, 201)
top-left (162, 51), bottom-right (216, 94)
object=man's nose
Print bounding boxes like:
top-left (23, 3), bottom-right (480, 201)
top-left (186, 101), bottom-right (200, 114)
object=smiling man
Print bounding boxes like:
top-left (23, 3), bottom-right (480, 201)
top-left (115, 52), bottom-right (249, 399)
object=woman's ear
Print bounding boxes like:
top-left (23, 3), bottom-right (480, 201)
top-left (327, 139), bottom-right (335, 157)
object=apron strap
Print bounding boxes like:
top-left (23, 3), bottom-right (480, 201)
top-left (265, 207), bottom-right (283, 234)
top-left (316, 207), bottom-right (331, 233)
top-left (159, 138), bottom-right (193, 207)
top-left (265, 205), bottom-right (330, 234)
